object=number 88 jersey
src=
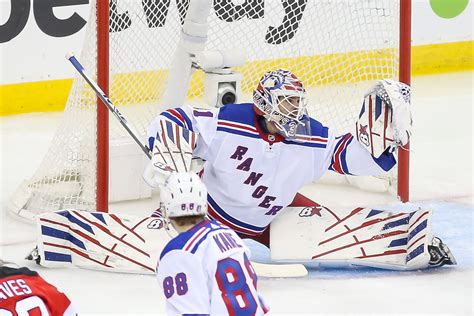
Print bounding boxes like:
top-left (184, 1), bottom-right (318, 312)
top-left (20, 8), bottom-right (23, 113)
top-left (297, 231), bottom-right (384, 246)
top-left (156, 219), bottom-right (269, 315)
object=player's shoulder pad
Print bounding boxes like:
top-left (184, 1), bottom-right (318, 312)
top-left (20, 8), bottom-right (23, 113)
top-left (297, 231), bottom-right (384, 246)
top-left (308, 117), bottom-right (329, 138)
top-left (159, 236), bottom-right (190, 260)
top-left (217, 103), bottom-right (255, 126)
top-left (159, 219), bottom-right (214, 260)
top-left (0, 266), bottom-right (38, 279)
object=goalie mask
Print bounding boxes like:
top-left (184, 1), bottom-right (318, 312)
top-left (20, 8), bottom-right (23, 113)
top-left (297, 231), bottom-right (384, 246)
top-left (253, 69), bottom-right (311, 139)
top-left (160, 172), bottom-right (208, 219)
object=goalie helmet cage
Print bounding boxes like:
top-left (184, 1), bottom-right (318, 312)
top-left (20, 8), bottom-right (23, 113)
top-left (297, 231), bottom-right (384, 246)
top-left (8, 0), bottom-right (411, 220)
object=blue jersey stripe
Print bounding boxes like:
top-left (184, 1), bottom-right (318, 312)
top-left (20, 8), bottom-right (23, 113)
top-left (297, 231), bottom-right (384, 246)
top-left (329, 134), bottom-right (353, 175)
top-left (208, 195), bottom-right (266, 232)
top-left (340, 136), bottom-right (352, 174)
top-left (217, 103), bottom-right (256, 126)
top-left (189, 227), bottom-right (231, 254)
top-left (282, 140), bottom-right (327, 148)
top-left (217, 127), bottom-right (260, 139)
top-left (372, 147), bottom-right (397, 172)
top-left (159, 220), bottom-right (215, 259)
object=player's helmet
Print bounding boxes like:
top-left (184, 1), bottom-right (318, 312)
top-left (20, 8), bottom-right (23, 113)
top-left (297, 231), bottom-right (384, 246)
top-left (253, 69), bottom-right (311, 139)
top-left (160, 172), bottom-right (208, 219)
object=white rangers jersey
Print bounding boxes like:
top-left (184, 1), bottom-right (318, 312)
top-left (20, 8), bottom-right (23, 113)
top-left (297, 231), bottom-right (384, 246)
top-left (156, 219), bottom-right (269, 315)
top-left (148, 103), bottom-right (396, 236)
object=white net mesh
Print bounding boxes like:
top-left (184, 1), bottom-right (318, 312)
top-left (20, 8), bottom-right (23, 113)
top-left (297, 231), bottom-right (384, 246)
top-left (9, 0), bottom-right (402, 219)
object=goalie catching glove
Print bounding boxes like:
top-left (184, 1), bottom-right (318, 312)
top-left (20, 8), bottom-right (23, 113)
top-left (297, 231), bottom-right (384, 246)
top-left (356, 79), bottom-right (412, 156)
top-left (143, 119), bottom-right (197, 187)
top-left (376, 79), bottom-right (412, 148)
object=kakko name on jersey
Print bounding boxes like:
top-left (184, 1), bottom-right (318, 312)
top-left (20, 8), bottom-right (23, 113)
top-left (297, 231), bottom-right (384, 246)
top-left (148, 103), bottom-right (396, 236)
top-left (157, 219), bottom-right (269, 315)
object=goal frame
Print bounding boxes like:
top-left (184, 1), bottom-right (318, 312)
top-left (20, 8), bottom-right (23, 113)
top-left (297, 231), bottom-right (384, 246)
top-left (94, 0), bottom-right (412, 212)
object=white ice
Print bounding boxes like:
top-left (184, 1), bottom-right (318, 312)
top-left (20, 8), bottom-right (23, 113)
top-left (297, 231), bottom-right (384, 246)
top-left (1, 72), bottom-right (473, 315)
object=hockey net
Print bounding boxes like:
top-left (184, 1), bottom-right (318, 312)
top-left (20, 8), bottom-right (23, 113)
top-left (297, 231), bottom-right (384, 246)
top-left (9, 0), bottom-right (409, 220)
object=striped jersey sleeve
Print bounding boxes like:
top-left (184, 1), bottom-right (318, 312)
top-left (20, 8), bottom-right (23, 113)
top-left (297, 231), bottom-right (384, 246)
top-left (326, 131), bottom-right (396, 176)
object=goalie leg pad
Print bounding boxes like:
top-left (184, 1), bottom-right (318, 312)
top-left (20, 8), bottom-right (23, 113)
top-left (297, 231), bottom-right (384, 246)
top-left (32, 210), bottom-right (172, 274)
top-left (270, 204), bottom-right (447, 270)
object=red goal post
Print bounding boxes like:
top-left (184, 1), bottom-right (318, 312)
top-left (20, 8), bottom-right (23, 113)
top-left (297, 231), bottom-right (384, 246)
top-left (398, 0), bottom-right (412, 202)
top-left (9, 0), bottom-right (411, 220)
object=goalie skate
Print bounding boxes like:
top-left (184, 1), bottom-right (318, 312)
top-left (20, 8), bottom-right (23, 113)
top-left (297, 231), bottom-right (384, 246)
top-left (428, 237), bottom-right (457, 267)
top-left (25, 246), bottom-right (41, 265)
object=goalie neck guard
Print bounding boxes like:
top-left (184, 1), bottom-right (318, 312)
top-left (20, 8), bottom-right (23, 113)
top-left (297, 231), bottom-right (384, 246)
top-left (253, 69), bottom-right (311, 139)
top-left (160, 172), bottom-right (208, 219)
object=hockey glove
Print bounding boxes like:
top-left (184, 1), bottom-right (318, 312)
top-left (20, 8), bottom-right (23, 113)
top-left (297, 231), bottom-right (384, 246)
top-left (374, 79), bottom-right (412, 150)
top-left (143, 119), bottom-right (197, 188)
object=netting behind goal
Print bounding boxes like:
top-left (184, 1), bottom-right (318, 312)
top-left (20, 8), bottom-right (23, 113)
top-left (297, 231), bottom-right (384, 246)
top-left (9, 0), bottom-right (409, 220)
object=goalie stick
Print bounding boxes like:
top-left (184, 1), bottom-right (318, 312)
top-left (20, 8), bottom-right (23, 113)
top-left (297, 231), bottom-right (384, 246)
top-left (251, 261), bottom-right (308, 278)
top-left (66, 53), bottom-right (308, 278)
top-left (66, 53), bottom-right (152, 160)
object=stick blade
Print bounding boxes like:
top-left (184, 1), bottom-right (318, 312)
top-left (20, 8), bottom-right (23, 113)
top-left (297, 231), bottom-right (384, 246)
top-left (251, 261), bottom-right (308, 278)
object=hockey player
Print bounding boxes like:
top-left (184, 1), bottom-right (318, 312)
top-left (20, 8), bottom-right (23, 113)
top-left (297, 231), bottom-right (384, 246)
top-left (0, 260), bottom-right (76, 315)
top-left (156, 172), bottom-right (269, 315)
top-left (144, 69), bottom-right (456, 269)
top-left (146, 69), bottom-right (399, 237)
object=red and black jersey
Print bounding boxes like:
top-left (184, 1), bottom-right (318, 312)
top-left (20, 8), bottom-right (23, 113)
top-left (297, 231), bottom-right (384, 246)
top-left (0, 266), bottom-right (75, 315)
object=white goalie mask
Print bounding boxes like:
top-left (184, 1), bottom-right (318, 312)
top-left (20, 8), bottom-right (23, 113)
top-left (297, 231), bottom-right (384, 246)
top-left (160, 172), bottom-right (208, 219)
top-left (253, 69), bottom-right (311, 139)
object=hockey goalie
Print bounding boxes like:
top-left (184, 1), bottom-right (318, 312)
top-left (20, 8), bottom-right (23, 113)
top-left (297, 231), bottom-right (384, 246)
top-left (28, 71), bottom-right (456, 275)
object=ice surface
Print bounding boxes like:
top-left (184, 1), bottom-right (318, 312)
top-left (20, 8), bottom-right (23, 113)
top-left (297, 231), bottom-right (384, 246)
top-left (1, 72), bottom-right (472, 315)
